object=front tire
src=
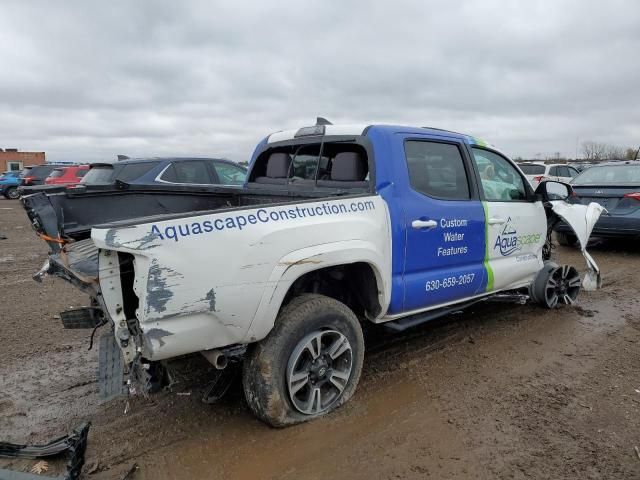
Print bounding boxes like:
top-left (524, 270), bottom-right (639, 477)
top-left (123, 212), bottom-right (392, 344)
top-left (242, 294), bottom-right (364, 427)
top-left (532, 263), bottom-right (581, 308)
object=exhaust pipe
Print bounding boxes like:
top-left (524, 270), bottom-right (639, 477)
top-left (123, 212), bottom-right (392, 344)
top-left (201, 349), bottom-right (228, 370)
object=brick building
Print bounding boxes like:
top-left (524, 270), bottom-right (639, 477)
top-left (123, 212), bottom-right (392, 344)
top-left (0, 149), bottom-right (46, 172)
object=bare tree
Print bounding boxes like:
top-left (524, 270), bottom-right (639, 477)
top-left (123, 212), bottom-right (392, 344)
top-left (581, 141), bottom-right (608, 161)
top-left (625, 147), bottom-right (639, 160)
top-left (604, 145), bottom-right (627, 160)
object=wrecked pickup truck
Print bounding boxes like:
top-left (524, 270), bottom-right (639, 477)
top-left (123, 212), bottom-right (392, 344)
top-left (23, 122), bottom-right (604, 426)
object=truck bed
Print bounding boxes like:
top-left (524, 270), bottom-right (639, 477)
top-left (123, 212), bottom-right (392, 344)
top-left (22, 184), bottom-right (359, 293)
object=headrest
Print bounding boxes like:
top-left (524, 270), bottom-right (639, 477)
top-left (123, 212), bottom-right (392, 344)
top-left (266, 153), bottom-right (292, 178)
top-left (330, 152), bottom-right (367, 181)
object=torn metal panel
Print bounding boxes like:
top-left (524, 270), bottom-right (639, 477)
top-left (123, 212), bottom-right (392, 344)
top-left (20, 192), bottom-right (64, 252)
top-left (32, 238), bottom-right (100, 296)
top-left (551, 201), bottom-right (606, 290)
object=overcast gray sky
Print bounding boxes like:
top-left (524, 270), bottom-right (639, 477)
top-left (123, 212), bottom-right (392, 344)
top-left (1, 0), bottom-right (638, 162)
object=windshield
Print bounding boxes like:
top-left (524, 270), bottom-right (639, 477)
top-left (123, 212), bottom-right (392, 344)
top-left (81, 166), bottom-right (115, 184)
top-left (573, 164), bottom-right (640, 184)
top-left (519, 164), bottom-right (545, 175)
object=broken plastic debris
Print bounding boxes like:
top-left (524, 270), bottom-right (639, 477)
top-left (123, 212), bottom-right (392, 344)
top-left (550, 201), bottom-right (606, 291)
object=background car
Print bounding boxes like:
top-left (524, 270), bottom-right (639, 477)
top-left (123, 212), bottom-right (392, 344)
top-left (20, 164), bottom-right (68, 187)
top-left (0, 171), bottom-right (22, 199)
top-left (79, 157), bottom-right (247, 187)
top-left (45, 165), bottom-right (90, 186)
top-left (519, 162), bottom-right (580, 188)
top-left (554, 161), bottom-right (640, 244)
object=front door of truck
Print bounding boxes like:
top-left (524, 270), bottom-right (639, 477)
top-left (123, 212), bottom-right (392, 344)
top-left (399, 138), bottom-right (487, 313)
top-left (469, 147), bottom-right (546, 292)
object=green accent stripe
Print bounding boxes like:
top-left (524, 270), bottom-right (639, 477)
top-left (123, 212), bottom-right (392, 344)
top-left (472, 136), bottom-right (489, 147)
top-left (482, 201), bottom-right (494, 291)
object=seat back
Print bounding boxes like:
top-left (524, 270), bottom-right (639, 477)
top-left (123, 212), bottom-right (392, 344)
top-left (317, 152), bottom-right (369, 188)
top-left (253, 153), bottom-right (292, 185)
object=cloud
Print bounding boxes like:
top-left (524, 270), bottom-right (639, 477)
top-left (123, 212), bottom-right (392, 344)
top-left (0, 0), bottom-right (638, 161)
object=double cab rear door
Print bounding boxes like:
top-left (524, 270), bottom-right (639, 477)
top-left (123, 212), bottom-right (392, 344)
top-left (389, 132), bottom-right (546, 315)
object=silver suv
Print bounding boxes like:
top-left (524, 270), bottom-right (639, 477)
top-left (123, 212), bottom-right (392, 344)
top-left (519, 162), bottom-right (580, 188)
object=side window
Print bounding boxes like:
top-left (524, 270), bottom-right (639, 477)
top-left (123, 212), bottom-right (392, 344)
top-left (548, 166), bottom-right (559, 176)
top-left (567, 166), bottom-right (579, 178)
top-left (213, 162), bottom-right (246, 185)
top-left (117, 162), bottom-right (160, 182)
top-left (161, 161), bottom-right (212, 184)
top-left (471, 148), bottom-right (527, 202)
top-left (404, 141), bottom-right (470, 200)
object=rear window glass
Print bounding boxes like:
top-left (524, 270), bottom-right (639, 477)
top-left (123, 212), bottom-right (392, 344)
top-left (519, 164), bottom-right (545, 175)
top-left (49, 169), bottom-right (65, 178)
top-left (117, 162), bottom-right (160, 182)
top-left (292, 144), bottom-right (328, 181)
top-left (250, 142), bottom-right (368, 186)
top-left (30, 166), bottom-right (55, 179)
top-left (81, 166), bottom-right (115, 184)
top-left (574, 165), bottom-right (640, 184)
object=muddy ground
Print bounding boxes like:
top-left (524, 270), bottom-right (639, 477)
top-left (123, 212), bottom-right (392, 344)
top-left (1, 197), bottom-right (640, 479)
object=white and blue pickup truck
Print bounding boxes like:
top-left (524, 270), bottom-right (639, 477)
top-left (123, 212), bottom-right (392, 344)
top-left (26, 121), bottom-right (604, 426)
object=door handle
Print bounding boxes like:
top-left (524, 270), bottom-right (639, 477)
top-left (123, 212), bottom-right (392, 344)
top-left (412, 219), bottom-right (438, 230)
top-left (488, 217), bottom-right (506, 225)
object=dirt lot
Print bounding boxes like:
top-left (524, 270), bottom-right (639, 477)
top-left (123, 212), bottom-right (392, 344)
top-left (1, 197), bottom-right (640, 479)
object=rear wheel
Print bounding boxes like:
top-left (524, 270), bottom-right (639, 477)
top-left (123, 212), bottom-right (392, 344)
top-left (243, 294), bottom-right (364, 427)
top-left (4, 187), bottom-right (19, 199)
top-left (556, 231), bottom-right (578, 247)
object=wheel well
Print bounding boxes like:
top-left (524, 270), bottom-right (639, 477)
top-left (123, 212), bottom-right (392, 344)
top-left (282, 263), bottom-right (382, 319)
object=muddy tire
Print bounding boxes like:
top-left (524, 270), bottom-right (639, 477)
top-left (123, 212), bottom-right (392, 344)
top-left (530, 261), bottom-right (558, 305)
top-left (556, 231), bottom-right (577, 247)
top-left (242, 294), bottom-right (364, 427)
top-left (4, 187), bottom-right (19, 200)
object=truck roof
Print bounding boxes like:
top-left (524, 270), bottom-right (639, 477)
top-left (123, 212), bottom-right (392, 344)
top-left (267, 123), bottom-right (493, 149)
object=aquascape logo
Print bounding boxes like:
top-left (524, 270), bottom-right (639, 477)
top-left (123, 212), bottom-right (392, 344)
top-left (493, 217), bottom-right (542, 256)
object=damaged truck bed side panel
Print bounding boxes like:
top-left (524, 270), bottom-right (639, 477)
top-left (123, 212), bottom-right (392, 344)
top-left (92, 195), bottom-right (392, 360)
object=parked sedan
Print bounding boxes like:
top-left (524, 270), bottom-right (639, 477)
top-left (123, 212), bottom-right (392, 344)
top-left (78, 157), bottom-right (247, 187)
top-left (519, 162), bottom-right (580, 189)
top-left (0, 171), bottom-right (22, 199)
top-left (554, 161), bottom-right (640, 244)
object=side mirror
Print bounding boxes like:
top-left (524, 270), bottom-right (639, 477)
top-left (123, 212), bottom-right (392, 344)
top-left (534, 180), bottom-right (573, 201)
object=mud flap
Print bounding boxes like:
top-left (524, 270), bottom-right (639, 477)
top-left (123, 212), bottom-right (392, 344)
top-left (550, 201), bottom-right (606, 291)
top-left (60, 308), bottom-right (103, 329)
top-left (98, 333), bottom-right (126, 402)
